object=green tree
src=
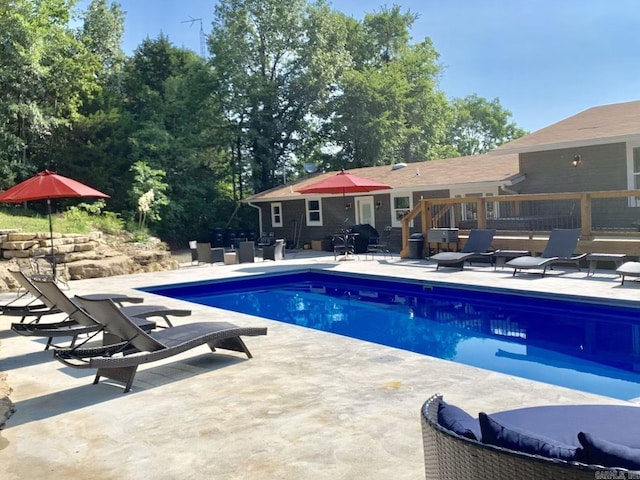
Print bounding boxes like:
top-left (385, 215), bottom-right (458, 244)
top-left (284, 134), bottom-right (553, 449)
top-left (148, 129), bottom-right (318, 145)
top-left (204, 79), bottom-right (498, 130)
top-left (76, 0), bottom-right (126, 108)
top-left (119, 37), bottom-right (237, 241)
top-left (0, 0), bottom-right (101, 186)
top-left (208, 0), bottom-right (350, 194)
top-left (53, 0), bottom-right (130, 205)
top-left (326, 6), bottom-right (452, 168)
top-left (446, 94), bottom-right (527, 156)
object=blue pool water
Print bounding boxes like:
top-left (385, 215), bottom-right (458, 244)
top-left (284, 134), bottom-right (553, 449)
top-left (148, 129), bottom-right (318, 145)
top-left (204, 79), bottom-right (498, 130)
top-left (141, 270), bottom-right (640, 400)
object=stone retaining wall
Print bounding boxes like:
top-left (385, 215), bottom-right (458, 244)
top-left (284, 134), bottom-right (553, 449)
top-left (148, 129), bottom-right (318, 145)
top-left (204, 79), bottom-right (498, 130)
top-left (0, 229), bottom-right (179, 291)
top-left (0, 229), bottom-right (102, 260)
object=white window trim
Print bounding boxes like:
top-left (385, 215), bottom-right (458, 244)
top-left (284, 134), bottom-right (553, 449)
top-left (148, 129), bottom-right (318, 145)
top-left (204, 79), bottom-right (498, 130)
top-left (452, 187), bottom-right (501, 220)
top-left (626, 142), bottom-right (640, 207)
top-left (306, 198), bottom-right (323, 226)
top-left (271, 202), bottom-right (283, 227)
top-left (391, 193), bottom-right (413, 228)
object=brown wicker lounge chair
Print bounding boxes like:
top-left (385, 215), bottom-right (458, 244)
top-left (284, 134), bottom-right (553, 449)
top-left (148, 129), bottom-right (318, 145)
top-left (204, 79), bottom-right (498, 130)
top-left (1, 270), bottom-right (63, 322)
top-left (10, 273), bottom-right (191, 350)
top-left (53, 296), bottom-right (268, 393)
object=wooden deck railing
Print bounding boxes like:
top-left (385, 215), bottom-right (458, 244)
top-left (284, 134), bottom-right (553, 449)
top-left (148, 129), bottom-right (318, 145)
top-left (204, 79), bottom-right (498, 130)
top-left (400, 190), bottom-right (640, 258)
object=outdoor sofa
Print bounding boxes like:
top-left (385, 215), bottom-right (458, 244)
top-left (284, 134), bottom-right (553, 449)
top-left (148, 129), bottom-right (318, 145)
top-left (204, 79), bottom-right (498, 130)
top-left (422, 393), bottom-right (640, 479)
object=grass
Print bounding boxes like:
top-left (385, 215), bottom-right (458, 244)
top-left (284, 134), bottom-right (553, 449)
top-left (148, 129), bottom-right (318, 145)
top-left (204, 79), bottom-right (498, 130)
top-left (0, 206), bottom-right (125, 235)
top-left (0, 210), bottom-right (57, 232)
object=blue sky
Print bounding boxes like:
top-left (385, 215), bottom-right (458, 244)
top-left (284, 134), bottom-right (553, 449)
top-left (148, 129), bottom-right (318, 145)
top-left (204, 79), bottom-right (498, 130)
top-left (79, 0), bottom-right (640, 132)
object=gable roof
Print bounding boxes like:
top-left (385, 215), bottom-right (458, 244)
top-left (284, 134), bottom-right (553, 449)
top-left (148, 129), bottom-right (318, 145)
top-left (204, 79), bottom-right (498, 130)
top-left (245, 153), bottom-right (521, 202)
top-left (494, 100), bottom-right (640, 153)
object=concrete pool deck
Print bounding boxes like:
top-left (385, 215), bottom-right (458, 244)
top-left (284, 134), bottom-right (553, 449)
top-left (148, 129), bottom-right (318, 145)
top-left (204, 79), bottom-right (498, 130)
top-left (1, 251), bottom-right (639, 479)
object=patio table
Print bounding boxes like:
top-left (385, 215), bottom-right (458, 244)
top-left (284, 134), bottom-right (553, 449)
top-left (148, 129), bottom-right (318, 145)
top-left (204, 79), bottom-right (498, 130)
top-left (586, 253), bottom-right (628, 276)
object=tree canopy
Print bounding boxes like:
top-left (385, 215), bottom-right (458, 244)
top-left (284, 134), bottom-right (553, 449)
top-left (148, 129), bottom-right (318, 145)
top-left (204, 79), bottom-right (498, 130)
top-left (0, 0), bottom-right (526, 244)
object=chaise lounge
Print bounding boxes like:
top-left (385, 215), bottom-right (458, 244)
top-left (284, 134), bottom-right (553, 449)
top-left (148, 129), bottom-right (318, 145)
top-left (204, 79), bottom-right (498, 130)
top-left (429, 229), bottom-right (496, 270)
top-left (422, 393), bottom-right (640, 479)
top-left (506, 228), bottom-right (586, 277)
top-left (1, 271), bottom-right (63, 322)
top-left (10, 272), bottom-right (191, 349)
top-left (53, 296), bottom-right (268, 393)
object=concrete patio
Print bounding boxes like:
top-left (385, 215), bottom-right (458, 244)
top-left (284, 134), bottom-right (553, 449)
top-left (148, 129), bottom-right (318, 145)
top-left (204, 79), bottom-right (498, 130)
top-left (1, 251), bottom-right (639, 479)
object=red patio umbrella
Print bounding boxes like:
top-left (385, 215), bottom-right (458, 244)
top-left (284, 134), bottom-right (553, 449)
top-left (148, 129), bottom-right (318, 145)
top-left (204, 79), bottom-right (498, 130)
top-left (0, 170), bottom-right (109, 279)
top-left (296, 169), bottom-right (392, 195)
top-left (296, 169), bottom-right (391, 224)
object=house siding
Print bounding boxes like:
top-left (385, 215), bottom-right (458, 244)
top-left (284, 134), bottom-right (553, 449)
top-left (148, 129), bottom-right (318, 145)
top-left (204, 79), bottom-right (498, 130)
top-left (255, 190), bottom-right (451, 252)
top-left (518, 143), bottom-right (626, 194)
top-left (518, 142), bottom-right (638, 230)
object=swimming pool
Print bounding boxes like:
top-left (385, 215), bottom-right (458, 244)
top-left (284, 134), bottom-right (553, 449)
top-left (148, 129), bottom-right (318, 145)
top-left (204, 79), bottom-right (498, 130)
top-left (141, 270), bottom-right (640, 400)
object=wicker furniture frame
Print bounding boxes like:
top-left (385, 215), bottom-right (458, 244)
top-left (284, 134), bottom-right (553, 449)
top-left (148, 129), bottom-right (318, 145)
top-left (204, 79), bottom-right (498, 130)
top-left (2, 270), bottom-right (63, 322)
top-left (54, 296), bottom-right (267, 392)
top-left (421, 394), bottom-right (627, 480)
top-left (10, 274), bottom-right (190, 350)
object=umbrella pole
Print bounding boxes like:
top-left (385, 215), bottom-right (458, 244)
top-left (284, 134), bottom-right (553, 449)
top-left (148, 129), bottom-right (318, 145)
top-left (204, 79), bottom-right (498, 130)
top-left (47, 198), bottom-right (56, 281)
top-left (343, 189), bottom-right (349, 226)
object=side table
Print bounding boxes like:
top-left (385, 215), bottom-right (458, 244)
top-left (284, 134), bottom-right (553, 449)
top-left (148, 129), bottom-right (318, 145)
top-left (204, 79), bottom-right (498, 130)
top-left (223, 251), bottom-right (238, 265)
top-left (586, 253), bottom-right (628, 276)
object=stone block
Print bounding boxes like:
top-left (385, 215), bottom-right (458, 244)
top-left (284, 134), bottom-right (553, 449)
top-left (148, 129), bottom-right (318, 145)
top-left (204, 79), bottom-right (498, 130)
top-left (67, 256), bottom-right (133, 280)
top-left (55, 244), bottom-right (76, 254)
top-left (38, 237), bottom-right (76, 247)
top-left (34, 231), bottom-right (62, 239)
top-left (2, 250), bottom-right (32, 259)
top-left (7, 232), bottom-right (37, 241)
top-left (71, 236), bottom-right (91, 244)
top-left (1, 240), bottom-right (38, 250)
top-left (31, 247), bottom-right (53, 257)
top-left (73, 242), bottom-right (97, 252)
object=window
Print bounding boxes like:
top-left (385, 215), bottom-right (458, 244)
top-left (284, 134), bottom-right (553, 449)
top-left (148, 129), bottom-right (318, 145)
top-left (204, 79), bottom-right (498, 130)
top-left (626, 144), bottom-right (640, 207)
top-left (306, 198), bottom-right (322, 226)
top-left (391, 195), bottom-right (412, 227)
top-left (462, 193), bottom-right (482, 220)
top-left (485, 193), bottom-right (498, 219)
top-left (633, 147), bottom-right (640, 190)
top-left (271, 202), bottom-right (283, 227)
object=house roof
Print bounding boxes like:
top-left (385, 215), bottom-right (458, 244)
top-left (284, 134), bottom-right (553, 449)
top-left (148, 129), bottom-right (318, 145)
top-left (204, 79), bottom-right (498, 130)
top-left (493, 99), bottom-right (640, 153)
top-left (245, 153), bottom-right (521, 202)
top-left (246, 100), bottom-right (640, 203)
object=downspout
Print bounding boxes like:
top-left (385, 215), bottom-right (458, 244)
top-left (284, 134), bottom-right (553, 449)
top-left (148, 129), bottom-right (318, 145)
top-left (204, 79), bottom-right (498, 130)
top-left (247, 202), bottom-right (263, 235)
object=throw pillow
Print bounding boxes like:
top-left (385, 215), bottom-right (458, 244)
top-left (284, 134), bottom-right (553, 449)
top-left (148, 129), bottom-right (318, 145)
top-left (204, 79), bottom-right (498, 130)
top-left (479, 412), bottom-right (583, 462)
top-left (437, 399), bottom-right (480, 440)
top-left (578, 431), bottom-right (640, 469)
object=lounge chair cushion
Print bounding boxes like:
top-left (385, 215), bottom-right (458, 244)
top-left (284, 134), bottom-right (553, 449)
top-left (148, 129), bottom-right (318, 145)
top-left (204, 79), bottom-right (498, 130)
top-left (479, 412), bottom-right (583, 462)
top-left (578, 432), bottom-right (640, 470)
top-left (437, 399), bottom-right (480, 440)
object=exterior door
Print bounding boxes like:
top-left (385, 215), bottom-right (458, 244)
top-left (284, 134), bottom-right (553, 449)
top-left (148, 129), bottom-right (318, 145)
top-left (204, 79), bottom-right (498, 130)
top-left (356, 196), bottom-right (375, 225)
